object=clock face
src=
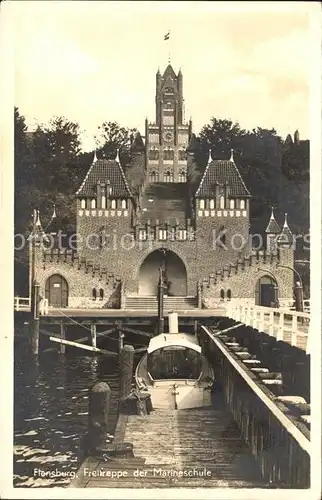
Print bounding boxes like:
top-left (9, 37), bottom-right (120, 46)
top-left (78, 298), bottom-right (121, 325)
top-left (164, 131), bottom-right (173, 142)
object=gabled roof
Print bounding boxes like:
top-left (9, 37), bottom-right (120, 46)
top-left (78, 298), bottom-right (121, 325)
top-left (76, 153), bottom-right (133, 198)
top-left (195, 151), bottom-right (250, 198)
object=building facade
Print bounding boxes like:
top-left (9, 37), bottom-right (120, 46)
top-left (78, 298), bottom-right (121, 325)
top-left (31, 65), bottom-right (295, 310)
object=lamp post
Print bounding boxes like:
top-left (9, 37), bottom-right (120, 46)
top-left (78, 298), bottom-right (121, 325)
top-left (257, 268), bottom-right (279, 308)
top-left (277, 264), bottom-right (304, 312)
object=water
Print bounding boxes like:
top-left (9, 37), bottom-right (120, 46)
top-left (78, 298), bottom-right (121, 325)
top-left (14, 341), bottom-right (120, 488)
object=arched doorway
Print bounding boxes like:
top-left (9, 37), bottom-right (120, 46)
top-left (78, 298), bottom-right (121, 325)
top-left (138, 249), bottom-right (187, 296)
top-left (255, 275), bottom-right (278, 307)
top-left (45, 274), bottom-right (69, 307)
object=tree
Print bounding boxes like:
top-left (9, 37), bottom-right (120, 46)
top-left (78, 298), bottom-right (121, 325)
top-left (96, 121), bottom-right (137, 165)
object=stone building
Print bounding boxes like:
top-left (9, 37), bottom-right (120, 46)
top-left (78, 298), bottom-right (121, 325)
top-left (31, 65), bottom-right (295, 310)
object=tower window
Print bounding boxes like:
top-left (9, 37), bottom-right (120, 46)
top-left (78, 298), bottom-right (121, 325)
top-left (80, 199), bottom-right (86, 209)
top-left (179, 149), bottom-right (187, 161)
top-left (91, 198), bottom-right (96, 209)
top-left (164, 86), bottom-right (174, 93)
top-left (230, 199), bottom-right (235, 209)
top-left (121, 199), bottom-right (127, 209)
top-left (227, 289), bottom-right (232, 301)
top-left (219, 196), bottom-right (225, 209)
top-left (164, 148), bottom-right (174, 161)
top-left (138, 229), bottom-right (147, 241)
top-left (99, 288), bottom-right (104, 300)
top-left (164, 170), bottom-right (172, 182)
top-left (150, 171), bottom-right (158, 182)
top-left (159, 229), bottom-right (167, 240)
top-left (110, 199), bottom-right (116, 210)
top-left (92, 288), bottom-right (97, 300)
top-left (220, 289), bottom-right (225, 301)
top-left (240, 200), bottom-right (245, 210)
top-left (177, 230), bottom-right (187, 241)
top-left (149, 147), bottom-right (159, 160)
top-left (199, 199), bottom-right (205, 210)
top-left (178, 171), bottom-right (186, 182)
top-left (209, 199), bottom-right (215, 209)
top-left (101, 195), bottom-right (106, 209)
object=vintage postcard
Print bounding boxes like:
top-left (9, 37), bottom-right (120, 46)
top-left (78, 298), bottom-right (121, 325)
top-left (1, 0), bottom-right (321, 498)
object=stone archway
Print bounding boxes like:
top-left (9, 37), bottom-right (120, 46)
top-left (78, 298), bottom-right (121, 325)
top-left (255, 275), bottom-right (278, 307)
top-left (138, 249), bottom-right (187, 296)
top-left (45, 274), bottom-right (69, 307)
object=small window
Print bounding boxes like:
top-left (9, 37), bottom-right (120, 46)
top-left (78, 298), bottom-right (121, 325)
top-left (220, 196), bottom-right (225, 209)
top-left (92, 288), bottom-right (97, 300)
top-left (139, 229), bottom-right (147, 241)
top-left (227, 289), bottom-right (232, 301)
top-left (121, 199), bottom-right (127, 209)
top-left (159, 229), bottom-right (167, 241)
top-left (91, 198), bottom-right (96, 209)
top-left (230, 199), bottom-right (235, 209)
top-left (99, 288), bottom-right (104, 300)
top-left (210, 199), bottom-right (215, 209)
top-left (81, 199), bottom-right (86, 209)
top-left (149, 148), bottom-right (159, 161)
top-left (200, 199), bottom-right (205, 210)
top-left (177, 230), bottom-right (187, 241)
top-left (240, 200), bottom-right (245, 210)
top-left (178, 171), bottom-right (186, 182)
top-left (111, 199), bottom-right (116, 209)
top-left (101, 196), bottom-right (106, 209)
top-left (164, 171), bottom-right (171, 182)
top-left (220, 289), bottom-right (225, 301)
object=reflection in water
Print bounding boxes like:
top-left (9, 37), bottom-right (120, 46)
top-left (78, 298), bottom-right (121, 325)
top-left (14, 341), bottom-right (120, 488)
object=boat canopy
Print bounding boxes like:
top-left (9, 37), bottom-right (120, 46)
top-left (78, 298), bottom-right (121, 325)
top-left (147, 333), bottom-right (202, 354)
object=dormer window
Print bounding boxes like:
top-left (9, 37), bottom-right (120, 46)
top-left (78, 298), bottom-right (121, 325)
top-left (199, 199), bottom-right (205, 210)
top-left (101, 195), bottom-right (106, 209)
top-left (209, 199), bottom-right (215, 209)
top-left (240, 200), bottom-right (245, 210)
top-left (80, 199), bottom-right (86, 209)
top-left (121, 199), bottom-right (127, 209)
top-left (91, 198), bottom-right (96, 209)
top-left (111, 199), bottom-right (116, 209)
top-left (230, 199), bottom-right (235, 209)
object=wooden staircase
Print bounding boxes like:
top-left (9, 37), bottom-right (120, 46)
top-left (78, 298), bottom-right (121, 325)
top-left (125, 296), bottom-right (198, 311)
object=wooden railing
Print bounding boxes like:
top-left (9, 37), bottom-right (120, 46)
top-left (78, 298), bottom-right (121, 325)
top-left (226, 302), bottom-right (310, 354)
top-left (14, 297), bottom-right (49, 315)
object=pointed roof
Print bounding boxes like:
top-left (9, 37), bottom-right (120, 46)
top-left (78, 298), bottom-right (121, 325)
top-left (76, 151), bottom-right (133, 198)
top-left (276, 213), bottom-right (293, 247)
top-left (46, 204), bottom-right (60, 235)
top-left (265, 207), bottom-right (281, 234)
top-left (195, 151), bottom-right (251, 198)
top-left (131, 132), bottom-right (145, 153)
top-left (162, 64), bottom-right (177, 79)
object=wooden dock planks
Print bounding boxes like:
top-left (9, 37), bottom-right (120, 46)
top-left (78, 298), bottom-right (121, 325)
top-left (71, 407), bottom-right (268, 488)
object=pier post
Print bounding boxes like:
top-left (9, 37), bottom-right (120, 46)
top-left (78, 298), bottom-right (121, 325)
top-left (30, 282), bottom-right (40, 355)
top-left (59, 320), bottom-right (66, 354)
top-left (118, 331), bottom-right (124, 353)
top-left (88, 381), bottom-right (111, 452)
top-left (119, 345), bottom-right (135, 400)
top-left (91, 323), bottom-right (97, 348)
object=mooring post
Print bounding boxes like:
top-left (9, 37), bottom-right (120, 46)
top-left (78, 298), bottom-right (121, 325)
top-left (118, 330), bottom-right (124, 353)
top-left (91, 323), bottom-right (97, 348)
top-left (87, 381), bottom-right (111, 452)
top-left (31, 282), bottom-right (40, 355)
top-left (119, 344), bottom-right (135, 400)
top-left (59, 320), bottom-right (66, 354)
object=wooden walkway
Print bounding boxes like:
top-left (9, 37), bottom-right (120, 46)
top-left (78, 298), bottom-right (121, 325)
top-left (70, 407), bottom-right (268, 488)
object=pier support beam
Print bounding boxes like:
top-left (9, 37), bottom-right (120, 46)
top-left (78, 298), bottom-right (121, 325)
top-left (30, 282), bottom-right (40, 355)
top-left (87, 381), bottom-right (111, 452)
top-left (59, 320), bottom-right (66, 354)
top-left (119, 345), bottom-right (135, 400)
top-left (91, 323), bottom-right (97, 349)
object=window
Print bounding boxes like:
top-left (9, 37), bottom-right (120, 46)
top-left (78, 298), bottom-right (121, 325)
top-left (159, 229), bottom-right (167, 240)
top-left (139, 229), bottom-right (147, 241)
top-left (227, 289), bottom-right (232, 301)
top-left (164, 171), bottom-right (171, 182)
top-left (210, 199), bottom-right (215, 209)
top-left (149, 147), bottom-right (159, 160)
top-left (121, 199), bottom-right (127, 209)
top-left (179, 150), bottom-right (187, 161)
top-left (92, 288), bottom-right (97, 300)
top-left (178, 171), bottom-right (186, 182)
top-left (91, 198), bottom-right (96, 209)
top-left (164, 148), bottom-right (174, 161)
top-left (177, 229), bottom-right (187, 241)
top-left (80, 199), bottom-right (86, 209)
top-left (240, 200), bottom-right (245, 210)
top-left (101, 195), bottom-right (106, 209)
top-left (220, 196), bottom-right (225, 209)
top-left (230, 199), bottom-right (235, 209)
top-left (165, 101), bottom-right (172, 108)
top-left (111, 199), bottom-right (116, 209)
top-left (199, 199), bottom-right (205, 210)
top-left (99, 288), bottom-right (104, 300)
top-left (220, 289), bottom-right (225, 301)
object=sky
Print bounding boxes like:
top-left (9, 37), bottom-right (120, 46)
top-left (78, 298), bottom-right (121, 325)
top-left (11, 1), bottom-right (314, 151)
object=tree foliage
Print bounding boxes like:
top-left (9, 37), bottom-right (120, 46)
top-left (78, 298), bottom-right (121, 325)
top-left (96, 121), bottom-right (137, 165)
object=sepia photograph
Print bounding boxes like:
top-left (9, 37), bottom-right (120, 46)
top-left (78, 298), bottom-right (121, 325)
top-left (1, 0), bottom-right (321, 497)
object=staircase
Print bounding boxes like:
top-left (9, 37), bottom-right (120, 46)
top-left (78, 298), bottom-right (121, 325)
top-left (139, 182), bottom-right (188, 223)
top-left (125, 296), bottom-right (198, 311)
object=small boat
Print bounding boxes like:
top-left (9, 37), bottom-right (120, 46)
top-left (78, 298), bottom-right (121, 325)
top-left (135, 325), bottom-right (215, 410)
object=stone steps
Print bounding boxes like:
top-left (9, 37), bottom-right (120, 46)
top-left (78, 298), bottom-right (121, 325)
top-left (125, 296), bottom-right (198, 311)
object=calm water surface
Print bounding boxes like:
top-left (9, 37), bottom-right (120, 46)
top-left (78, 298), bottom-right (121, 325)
top-left (14, 341), bottom-right (120, 488)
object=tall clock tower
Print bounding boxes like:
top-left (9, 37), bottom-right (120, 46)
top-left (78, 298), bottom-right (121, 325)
top-left (145, 65), bottom-right (192, 183)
